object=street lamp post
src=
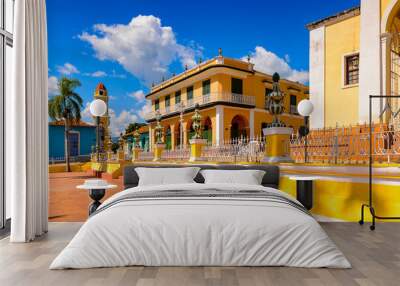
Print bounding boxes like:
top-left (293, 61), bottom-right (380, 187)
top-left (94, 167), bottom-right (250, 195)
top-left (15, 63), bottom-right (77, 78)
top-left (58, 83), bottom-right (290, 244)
top-left (90, 99), bottom-right (107, 162)
top-left (297, 99), bottom-right (314, 163)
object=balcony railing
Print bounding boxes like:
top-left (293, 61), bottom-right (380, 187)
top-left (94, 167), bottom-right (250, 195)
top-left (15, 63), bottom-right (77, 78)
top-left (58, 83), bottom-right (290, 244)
top-left (145, 92), bottom-right (255, 121)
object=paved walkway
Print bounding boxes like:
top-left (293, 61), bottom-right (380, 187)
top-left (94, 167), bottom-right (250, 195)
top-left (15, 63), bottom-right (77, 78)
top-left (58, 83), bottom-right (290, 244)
top-left (49, 172), bottom-right (123, 222)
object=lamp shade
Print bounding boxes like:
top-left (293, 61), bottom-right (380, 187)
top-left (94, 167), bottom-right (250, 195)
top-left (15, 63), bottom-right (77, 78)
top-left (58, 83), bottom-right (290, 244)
top-left (297, 99), bottom-right (314, 117)
top-left (90, 99), bottom-right (107, 117)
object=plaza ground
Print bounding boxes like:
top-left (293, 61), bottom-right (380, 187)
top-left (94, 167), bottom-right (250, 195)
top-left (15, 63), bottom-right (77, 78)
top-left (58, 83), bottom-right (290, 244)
top-left (49, 171), bottom-right (123, 222)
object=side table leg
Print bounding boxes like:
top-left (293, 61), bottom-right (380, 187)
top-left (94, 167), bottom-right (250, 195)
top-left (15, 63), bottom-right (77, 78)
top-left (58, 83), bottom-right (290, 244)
top-left (296, 180), bottom-right (313, 210)
top-left (88, 189), bottom-right (105, 215)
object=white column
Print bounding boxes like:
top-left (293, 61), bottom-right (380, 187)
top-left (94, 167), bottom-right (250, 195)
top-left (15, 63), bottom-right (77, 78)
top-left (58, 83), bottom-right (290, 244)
top-left (215, 105), bottom-right (224, 145)
top-left (249, 109), bottom-right (254, 138)
top-left (381, 33), bottom-right (391, 117)
top-left (359, 0), bottom-right (381, 123)
top-left (309, 26), bottom-right (325, 129)
top-left (148, 126), bottom-right (153, 151)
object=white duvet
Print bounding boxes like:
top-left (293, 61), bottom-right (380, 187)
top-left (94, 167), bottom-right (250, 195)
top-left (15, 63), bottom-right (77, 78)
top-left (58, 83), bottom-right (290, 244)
top-left (50, 183), bottom-right (351, 269)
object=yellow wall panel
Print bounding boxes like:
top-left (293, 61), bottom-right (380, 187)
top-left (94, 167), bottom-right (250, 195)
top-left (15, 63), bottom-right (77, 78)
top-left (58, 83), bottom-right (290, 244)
top-left (280, 176), bottom-right (400, 222)
top-left (324, 15), bottom-right (360, 127)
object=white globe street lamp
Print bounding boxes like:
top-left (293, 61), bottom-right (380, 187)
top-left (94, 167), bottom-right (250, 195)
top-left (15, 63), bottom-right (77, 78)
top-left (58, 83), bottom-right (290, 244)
top-left (297, 99), bottom-right (314, 117)
top-left (90, 99), bottom-right (107, 117)
top-left (90, 99), bottom-right (107, 163)
top-left (297, 99), bottom-right (314, 163)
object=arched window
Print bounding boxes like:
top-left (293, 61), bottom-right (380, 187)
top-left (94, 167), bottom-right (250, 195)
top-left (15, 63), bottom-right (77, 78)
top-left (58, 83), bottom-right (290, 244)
top-left (203, 117), bottom-right (212, 143)
top-left (165, 126), bottom-right (172, 150)
top-left (230, 115), bottom-right (248, 140)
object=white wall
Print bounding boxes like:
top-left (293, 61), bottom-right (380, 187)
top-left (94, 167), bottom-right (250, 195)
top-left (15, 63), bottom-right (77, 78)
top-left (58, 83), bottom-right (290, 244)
top-left (309, 26), bottom-right (325, 129)
top-left (359, 0), bottom-right (381, 123)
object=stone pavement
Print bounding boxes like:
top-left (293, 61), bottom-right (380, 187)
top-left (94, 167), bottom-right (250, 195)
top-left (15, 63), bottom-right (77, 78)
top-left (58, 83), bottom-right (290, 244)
top-left (49, 172), bottom-right (123, 222)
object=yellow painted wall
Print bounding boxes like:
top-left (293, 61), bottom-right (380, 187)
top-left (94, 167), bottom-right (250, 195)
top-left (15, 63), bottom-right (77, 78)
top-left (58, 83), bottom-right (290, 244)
top-left (223, 107), bottom-right (250, 140)
top-left (324, 15), bottom-right (360, 127)
top-left (152, 108), bottom-right (217, 147)
top-left (280, 176), bottom-right (400, 222)
top-left (381, 0), bottom-right (400, 28)
top-left (151, 60), bottom-right (308, 117)
top-left (148, 58), bottom-right (309, 144)
top-left (48, 162), bottom-right (91, 173)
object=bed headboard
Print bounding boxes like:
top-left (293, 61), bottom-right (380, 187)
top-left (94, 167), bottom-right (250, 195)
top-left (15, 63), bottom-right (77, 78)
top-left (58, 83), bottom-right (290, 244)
top-left (123, 164), bottom-right (280, 189)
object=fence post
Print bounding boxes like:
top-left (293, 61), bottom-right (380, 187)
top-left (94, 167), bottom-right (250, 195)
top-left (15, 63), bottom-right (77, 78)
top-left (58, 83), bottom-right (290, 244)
top-left (262, 127), bottom-right (294, 163)
top-left (131, 147), bottom-right (141, 162)
top-left (153, 143), bottom-right (165, 161)
top-left (334, 124), bottom-right (339, 164)
top-left (189, 139), bottom-right (207, 162)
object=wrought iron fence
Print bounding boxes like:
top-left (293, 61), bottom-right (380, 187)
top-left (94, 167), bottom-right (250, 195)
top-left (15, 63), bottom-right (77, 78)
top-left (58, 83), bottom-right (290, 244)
top-left (88, 124), bottom-right (400, 165)
top-left (201, 137), bottom-right (265, 163)
top-left (162, 147), bottom-right (190, 161)
top-left (290, 124), bottom-right (400, 164)
top-left (137, 151), bottom-right (154, 161)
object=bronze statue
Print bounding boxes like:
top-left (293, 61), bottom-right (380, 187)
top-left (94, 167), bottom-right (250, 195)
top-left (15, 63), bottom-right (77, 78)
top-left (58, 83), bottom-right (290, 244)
top-left (266, 73), bottom-right (286, 127)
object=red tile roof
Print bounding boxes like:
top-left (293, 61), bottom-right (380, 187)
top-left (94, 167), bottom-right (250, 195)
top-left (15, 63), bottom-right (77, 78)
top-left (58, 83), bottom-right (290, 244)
top-left (96, 82), bottom-right (107, 91)
top-left (49, 120), bottom-right (95, 127)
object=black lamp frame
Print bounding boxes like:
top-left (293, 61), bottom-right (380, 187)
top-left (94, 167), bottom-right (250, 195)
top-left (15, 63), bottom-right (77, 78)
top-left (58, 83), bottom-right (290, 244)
top-left (359, 95), bottom-right (400, 230)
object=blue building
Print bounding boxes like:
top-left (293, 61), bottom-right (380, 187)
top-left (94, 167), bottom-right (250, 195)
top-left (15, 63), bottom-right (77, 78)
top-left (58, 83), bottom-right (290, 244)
top-left (49, 120), bottom-right (96, 161)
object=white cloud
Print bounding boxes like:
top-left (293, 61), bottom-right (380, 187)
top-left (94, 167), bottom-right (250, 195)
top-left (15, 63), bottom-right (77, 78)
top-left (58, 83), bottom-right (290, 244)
top-left (89, 70), bottom-right (107, 77)
top-left (81, 102), bottom-right (94, 123)
top-left (79, 15), bottom-right (200, 85)
top-left (109, 108), bottom-right (138, 137)
top-left (110, 70), bottom-right (127, 79)
top-left (128, 90), bottom-right (145, 102)
top-left (48, 76), bottom-right (58, 96)
top-left (244, 46), bottom-right (309, 84)
top-left (137, 100), bottom-right (152, 121)
top-left (56, 62), bottom-right (80, 75)
top-left (83, 70), bottom-right (126, 79)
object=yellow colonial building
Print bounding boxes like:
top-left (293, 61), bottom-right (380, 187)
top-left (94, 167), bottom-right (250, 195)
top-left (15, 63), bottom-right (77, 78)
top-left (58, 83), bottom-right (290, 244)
top-left (145, 53), bottom-right (309, 150)
top-left (308, 0), bottom-right (400, 128)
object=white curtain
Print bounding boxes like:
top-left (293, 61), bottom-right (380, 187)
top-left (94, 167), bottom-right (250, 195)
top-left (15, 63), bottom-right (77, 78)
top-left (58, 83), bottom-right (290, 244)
top-left (8, 0), bottom-right (48, 242)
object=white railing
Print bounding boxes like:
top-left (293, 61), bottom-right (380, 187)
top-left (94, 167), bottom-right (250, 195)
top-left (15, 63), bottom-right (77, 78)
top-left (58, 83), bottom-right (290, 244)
top-left (145, 92), bottom-right (255, 120)
top-left (201, 137), bottom-right (266, 163)
top-left (138, 151), bottom-right (154, 161)
top-left (162, 147), bottom-right (190, 161)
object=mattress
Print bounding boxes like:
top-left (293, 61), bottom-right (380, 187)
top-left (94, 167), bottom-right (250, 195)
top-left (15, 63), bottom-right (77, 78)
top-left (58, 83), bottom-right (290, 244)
top-left (50, 183), bottom-right (351, 269)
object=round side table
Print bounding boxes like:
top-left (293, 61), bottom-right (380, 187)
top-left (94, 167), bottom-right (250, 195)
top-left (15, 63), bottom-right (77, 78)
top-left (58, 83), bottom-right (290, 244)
top-left (77, 183), bottom-right (117, 215)
top-left (289, 176), bottom-right (319, 210)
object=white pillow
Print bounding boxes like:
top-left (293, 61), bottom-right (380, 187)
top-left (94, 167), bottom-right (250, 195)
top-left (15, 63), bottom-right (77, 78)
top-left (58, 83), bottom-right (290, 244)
top-left (200, 169), bottom-right (265, 185)
top-left (135, 167), bottom-right (200, 186)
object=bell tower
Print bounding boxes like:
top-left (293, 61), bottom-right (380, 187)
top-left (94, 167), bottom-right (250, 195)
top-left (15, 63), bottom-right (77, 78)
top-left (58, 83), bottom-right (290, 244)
top-left (94, 83), bottom-right (111, 151)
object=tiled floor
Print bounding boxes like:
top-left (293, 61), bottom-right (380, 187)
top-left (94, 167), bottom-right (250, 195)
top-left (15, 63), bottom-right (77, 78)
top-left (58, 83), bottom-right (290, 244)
top-left (49, 172), bottom-right (123, 222)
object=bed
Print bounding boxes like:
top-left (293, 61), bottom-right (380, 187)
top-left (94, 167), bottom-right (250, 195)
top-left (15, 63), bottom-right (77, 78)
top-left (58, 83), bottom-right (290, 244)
top-left (50, 164), bottom-right (350, 269)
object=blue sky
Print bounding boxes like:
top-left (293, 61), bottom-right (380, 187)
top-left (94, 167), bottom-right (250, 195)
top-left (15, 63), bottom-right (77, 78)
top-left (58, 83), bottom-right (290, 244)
top-left (47, 0), bottom-right (359, 135)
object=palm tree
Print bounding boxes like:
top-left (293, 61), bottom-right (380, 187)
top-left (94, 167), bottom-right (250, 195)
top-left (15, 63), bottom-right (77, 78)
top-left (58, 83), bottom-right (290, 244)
top-left (48, 77), bottom-right (83, 172)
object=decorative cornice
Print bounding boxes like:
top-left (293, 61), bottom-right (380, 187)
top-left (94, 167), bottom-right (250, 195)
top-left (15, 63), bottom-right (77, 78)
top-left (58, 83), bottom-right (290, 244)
top-left (307, 6), bottom-right (360, 31)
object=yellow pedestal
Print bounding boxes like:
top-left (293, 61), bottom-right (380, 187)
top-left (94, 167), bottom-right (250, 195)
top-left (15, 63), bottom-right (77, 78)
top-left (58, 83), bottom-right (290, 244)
top-left (262, 127), bottom-right (293, 163)
top-left (118, 150), bottom-right (125, 161)
top-left (107, 151), bottom-right (113, 161)
top-left (131, 147), bottom-right (141, 162)
top-left (189, 139), bottom-right (207, 162)
top-left (153, 144), bottom-right (165, 161)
